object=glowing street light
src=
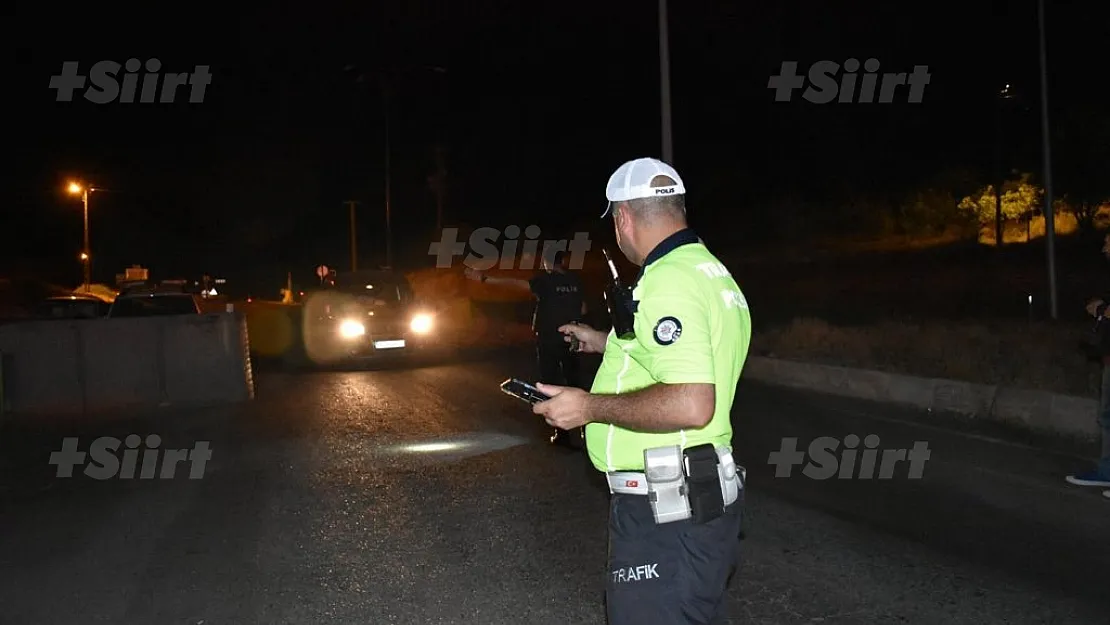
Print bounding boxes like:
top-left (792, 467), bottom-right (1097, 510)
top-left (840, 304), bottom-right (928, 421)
top-left (67, 181), bottom-right (99, 292)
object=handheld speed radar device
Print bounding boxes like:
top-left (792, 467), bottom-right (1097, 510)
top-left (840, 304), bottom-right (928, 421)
top-left (643, 444), bottom-right (743, 525)
top-left (643, 445), bottom-right (692, 524)
top-left (499, 378), bottom-right (551, 405)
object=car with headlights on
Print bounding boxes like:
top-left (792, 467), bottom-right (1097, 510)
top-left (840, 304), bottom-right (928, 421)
top-left (299, 269), bottom-right (436, 364)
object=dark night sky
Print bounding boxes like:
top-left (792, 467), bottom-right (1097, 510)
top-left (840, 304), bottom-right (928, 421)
top-left (4, 0), bottom-right (1108, 292)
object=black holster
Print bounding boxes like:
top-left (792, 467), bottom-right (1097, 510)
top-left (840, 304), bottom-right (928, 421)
top-left (683, 443), bottom-right (724, 524)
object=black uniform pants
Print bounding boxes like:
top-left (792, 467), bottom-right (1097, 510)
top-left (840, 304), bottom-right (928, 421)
top-left (536, 333), bottom-right (580, 389)
top-left (606, 493), bottom-right (743, 625)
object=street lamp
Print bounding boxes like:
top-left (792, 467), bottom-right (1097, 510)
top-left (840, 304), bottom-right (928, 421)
top-left (659, 0), bottom-right (673, 164)
top-left (67, 181), bottom-right (98, 292)
top-left (1037, 0), bottom-right (1058, 320)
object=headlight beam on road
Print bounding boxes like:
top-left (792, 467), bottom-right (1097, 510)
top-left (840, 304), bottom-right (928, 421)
top-left (392, 433), bottom-right (530, 459)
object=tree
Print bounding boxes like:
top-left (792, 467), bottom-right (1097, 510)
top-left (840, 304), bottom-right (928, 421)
top-left (958, 173), bottom-right (1042, 224)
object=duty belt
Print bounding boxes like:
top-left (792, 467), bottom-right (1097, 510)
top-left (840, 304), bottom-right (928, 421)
top-left (606, 448), bottom-right (745, 506)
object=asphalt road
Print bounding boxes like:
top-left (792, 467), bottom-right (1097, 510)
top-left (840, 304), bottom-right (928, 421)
top-left (1, 349), bottom-right (1107, 625)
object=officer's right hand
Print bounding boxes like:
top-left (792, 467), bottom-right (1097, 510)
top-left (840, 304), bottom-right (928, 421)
top-left (558, 323), bottom-right (607, 354)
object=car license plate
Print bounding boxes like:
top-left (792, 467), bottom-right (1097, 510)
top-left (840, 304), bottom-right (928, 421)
top-left (374, 340), bottom-right (405, 349)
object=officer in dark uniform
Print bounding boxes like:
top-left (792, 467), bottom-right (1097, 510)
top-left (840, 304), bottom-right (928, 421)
top-left (465, 249), bottom-right (587, 446)
top-left (528, 251), bottom-right (586, 390)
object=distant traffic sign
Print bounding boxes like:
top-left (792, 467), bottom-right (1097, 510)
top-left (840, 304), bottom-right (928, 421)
top-left (316, 265), bottom-right (328, 279)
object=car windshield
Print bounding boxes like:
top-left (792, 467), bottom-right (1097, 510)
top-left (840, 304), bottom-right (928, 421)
top-left (110, 295), bottom-right (197, 317)
top-left (331, 272), bottom-right (413, 304)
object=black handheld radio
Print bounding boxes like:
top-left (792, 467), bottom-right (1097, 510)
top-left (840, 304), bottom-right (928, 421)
top-left (603, 248), bottom-right (636, 340)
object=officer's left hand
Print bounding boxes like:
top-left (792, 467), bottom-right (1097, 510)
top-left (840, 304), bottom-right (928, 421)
top-left (533, 383), bottom-right (591, 429)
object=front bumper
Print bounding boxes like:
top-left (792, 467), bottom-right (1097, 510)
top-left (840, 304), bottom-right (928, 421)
top-left (342, 335), bottom-right (418, 356)
top-left (307, 317), bottom-right (434, 361)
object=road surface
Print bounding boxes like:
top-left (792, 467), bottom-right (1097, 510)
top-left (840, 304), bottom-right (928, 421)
top-left (0, 349), bottom-right (1106, 624)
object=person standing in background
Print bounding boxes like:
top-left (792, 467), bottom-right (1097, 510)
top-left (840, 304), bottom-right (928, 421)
top-left (466, 250), bottom-right (587, 446)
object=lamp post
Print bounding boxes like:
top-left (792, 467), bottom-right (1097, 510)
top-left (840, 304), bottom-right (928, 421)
top-left (1037, 0), bottom-right (1058, 320)
top-left (67, 181), bottom-right (97, 292)
top-left (382, 75), bottom-right (393, 268)
top-left (994, 84), bottom-right (1015, 248)
top-left (659, 0), bottom-right (673, 164)
top-left (344, 200), bottom-right (360, 271)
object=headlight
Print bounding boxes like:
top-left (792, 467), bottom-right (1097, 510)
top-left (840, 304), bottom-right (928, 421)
top-left (338, 319), bottom-right (365, 339)
top-left (410, 313), bottom-right (433, 334)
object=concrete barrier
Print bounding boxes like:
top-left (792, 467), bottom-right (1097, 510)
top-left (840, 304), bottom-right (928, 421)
top-left (0, 313), bottom-right (254, 417)
top-left (0, 321), bottom-right (84, 414)
top-left (743, 356), bottom-right (1100, 440)
top-left (83, 317), bottom-right (165, 411)
top-left (163, 313), bottom-right (254, 404)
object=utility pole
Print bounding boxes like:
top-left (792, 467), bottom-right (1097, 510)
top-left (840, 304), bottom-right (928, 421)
top-left (344, 200), bottom-right (360, 271)
top-left (431, 145), bottom-right (447, 232)
top-left (1037, 0), bottom-right (1058, 320)
top-left (382, 77), bottom-right (393, 269)
top-left (82, 188), bottom-right (91, 291)
top-left (345, 62), bottom-right (444, 270)
top-left (345, 62), bottom-right (445, 269)
top-left (994, 85), bottom-right (1009, 249)
top-left (658, 0), bottom-right (673, 164)
top-left (993, 103), bottom-right (1003, 248)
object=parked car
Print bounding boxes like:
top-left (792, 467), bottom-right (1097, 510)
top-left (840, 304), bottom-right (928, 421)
top-left (35, 295), bottom-right (111, 319)
top-left (0, 278), bottom-right (73, 323)
top-left (107, 283), bottom-right (203, 318)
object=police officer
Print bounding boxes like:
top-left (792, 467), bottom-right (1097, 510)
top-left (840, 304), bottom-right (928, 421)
top-left (465, 249), bottom-right (587, 446)
top-left (533, 158), bottom-right (751, 624)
